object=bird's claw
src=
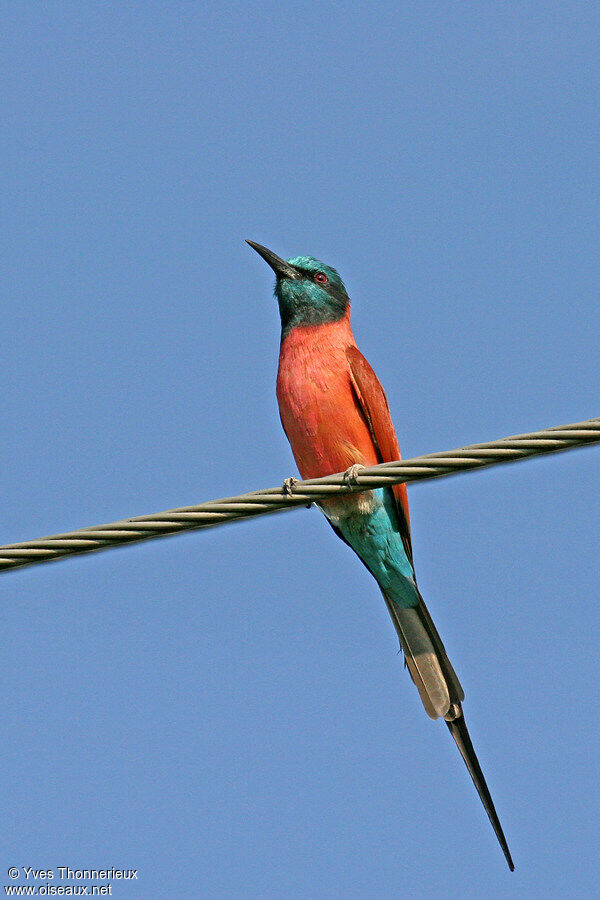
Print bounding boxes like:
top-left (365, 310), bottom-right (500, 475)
top-left (343, 464), bottom-right (365, 487)
top-left (282, 476), bottom-right (299, 496)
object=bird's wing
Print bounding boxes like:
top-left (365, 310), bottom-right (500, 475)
top-left (346, 345), bottom-right (413, 563)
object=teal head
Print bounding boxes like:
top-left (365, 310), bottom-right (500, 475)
top-left (247, 240), bottom-right (350, 338)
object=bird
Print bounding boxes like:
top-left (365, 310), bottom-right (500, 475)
top-left (247, 239), bottom-right (514, 871)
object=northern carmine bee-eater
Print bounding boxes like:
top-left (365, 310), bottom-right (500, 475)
top-left (247, 240), bottom-right (514, 871)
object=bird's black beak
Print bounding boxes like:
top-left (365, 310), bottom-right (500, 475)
top-left (246, 240), bottom-right (300, 280)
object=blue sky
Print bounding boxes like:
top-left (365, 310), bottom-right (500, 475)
top-left (1, 2), bottom-right (599, 897)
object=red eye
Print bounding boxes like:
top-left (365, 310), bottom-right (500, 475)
top-left (315, 272), bottom-right (328, 283)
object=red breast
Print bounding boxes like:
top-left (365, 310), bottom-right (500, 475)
top-left (276, 312), bottom-right (380, 481)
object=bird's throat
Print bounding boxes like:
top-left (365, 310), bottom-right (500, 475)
top-left (276, 280), bottom-right (349, 339)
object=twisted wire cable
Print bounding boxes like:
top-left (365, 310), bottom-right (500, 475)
top-left (1, 415), bottom-right (598, 573)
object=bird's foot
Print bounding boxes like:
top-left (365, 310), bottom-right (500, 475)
top-left (343, 464), bottom-right (365, 487)
top-left (282, 476), bottom-right (299, 496)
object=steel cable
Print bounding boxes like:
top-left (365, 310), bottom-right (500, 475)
top-left (1, 416), bottom-right (598, 572)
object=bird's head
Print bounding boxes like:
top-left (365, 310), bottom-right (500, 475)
top-left (247, 240), bottom-right (350, 337)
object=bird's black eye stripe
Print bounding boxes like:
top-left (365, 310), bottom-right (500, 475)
top-left (294, 268), bottom-right (329, 284)
top-left (292, 268), bottom-right (346, 304)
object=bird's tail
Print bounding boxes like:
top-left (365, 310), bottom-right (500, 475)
top-left (381, 590), bottom-right (464, 720)
top-left (381, 590), bottom-right (514, 871)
